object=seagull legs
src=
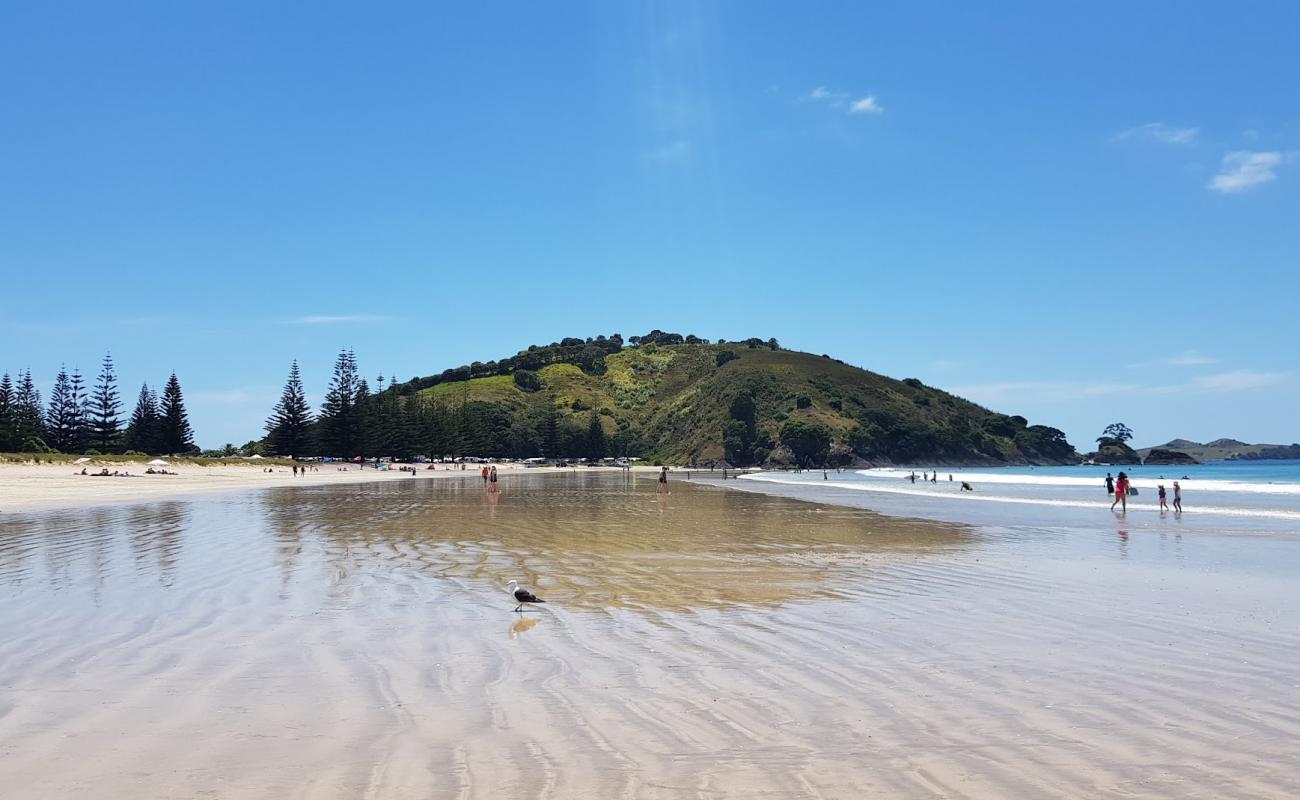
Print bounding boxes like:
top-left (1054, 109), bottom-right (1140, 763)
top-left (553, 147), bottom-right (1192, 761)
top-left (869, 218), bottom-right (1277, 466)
top-left (514, 604), bottom-right (523, 612)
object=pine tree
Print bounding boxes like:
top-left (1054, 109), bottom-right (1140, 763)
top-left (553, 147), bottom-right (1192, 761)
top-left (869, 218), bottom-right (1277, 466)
top-left (68, 367), bottom-right (89, 452)
top-left (354, 377), bottom-right (371, 457)
top-left (125, 383), bottom-right (162, 454)
top-left (586, 410), bottom-right (607, 460)
top-left (87, 353), bottom-right (123, 453)
top-left (159, 373), bottom-right (195, 454)
top-left (14, 370), bottom-right (46, 451)
top-left (541, 408), bottom-right (560, 458)
top-left (318, 349), bottom-right (361, 456)
top-left (46, 366), bottom-right (85, 453)
top-left (266, 360), bottom-right (313, 457)
top-left (0, 373), bottom-right (14, 451)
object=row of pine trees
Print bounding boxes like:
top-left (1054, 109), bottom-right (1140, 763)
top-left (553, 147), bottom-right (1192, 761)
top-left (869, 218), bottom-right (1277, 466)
top-left (265, 350), bottom-right (611, 460)
top-left (0, 354), bottom-right (196, 455)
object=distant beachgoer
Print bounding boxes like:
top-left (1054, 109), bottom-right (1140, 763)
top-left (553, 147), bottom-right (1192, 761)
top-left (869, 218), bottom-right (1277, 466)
top-left (1105, 473), bottom-right (1115, 495)
top-left (909, 472), bottom-right (917, 484)
top-left (823, 469), bottom-right (828, 480)
top-left (1158, 484), bottom-right (1168, 511)
top-left (489, 465), bottom-right (499, 493)
top-left (1173, 481), bottom-right (1182, 513)
top-left (658, 465), bottom-right (669, 494)
top-left (1111, 471), bottom-right (1129, 513)
top-left (960, 481), bottom-right (973, 492)
top-left (481, 466), bottom-right (490, 486)
top-left (931, 472), bottom-right (937, 484)
top-left (948, 474), bottom-right (953, 482)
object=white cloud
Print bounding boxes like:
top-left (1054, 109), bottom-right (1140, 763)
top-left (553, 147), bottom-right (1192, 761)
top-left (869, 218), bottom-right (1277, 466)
top-left (1166, 351), bottom-right (1217, 366)
top-left (287, 314), bottom-right (393, 325)
top-left (1190, 370), bottom-right (1292, 392)
top-left (952, 370), bottom-right (1292, 405)
top-left (803, 86), bottom-right (882, 115)
top-left (1112, 122), bottom-right (1199, 145)
top-left (1208, 150), bottom-right (1292, 193)
top-left (948, 381), bottom-right (1139, 405)
top-left (849, 95), bottom-right (883, 114)
top-left (1128, 350), bottom-right (1219, 369)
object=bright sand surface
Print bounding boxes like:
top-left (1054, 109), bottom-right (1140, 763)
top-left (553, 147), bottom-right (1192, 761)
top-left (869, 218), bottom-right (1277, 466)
top-left (0, 460), bottom-right (551, 514)
top-left (1, 472), bottom-right (1297, 798)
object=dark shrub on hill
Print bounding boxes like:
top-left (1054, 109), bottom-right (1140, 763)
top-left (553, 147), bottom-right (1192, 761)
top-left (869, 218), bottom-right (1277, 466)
top-left (513, 370), bottom-right (542, 392)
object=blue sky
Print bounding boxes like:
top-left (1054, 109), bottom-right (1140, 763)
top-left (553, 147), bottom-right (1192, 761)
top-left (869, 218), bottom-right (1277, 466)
top-left (2, 1), bottom-right (1297, 450)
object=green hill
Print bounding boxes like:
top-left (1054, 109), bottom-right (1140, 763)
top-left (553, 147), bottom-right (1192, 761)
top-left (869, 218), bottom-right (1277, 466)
top-left (375, 334), bottom-right (1076, 466)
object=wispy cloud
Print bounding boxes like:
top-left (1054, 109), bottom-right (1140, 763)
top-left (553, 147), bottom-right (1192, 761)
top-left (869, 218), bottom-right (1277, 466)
top-left (849, 95), bottom-right (883, 114)
top-left (287, 314), bottom-right (394, 325)
top-left (948, 381), bottom-right (1139, 405)
top-left (1128, 350), bottom-right (1218, 369)
top-left (803, 86), bottom-right (884, 115)
top-left (1190, 370), bottom-right (1291, 392)
top-left (1112, 122), bottom-right (1199, 145)
top-left (647, 139), bottom-right (689, 161)
top-left (953, 370), bottom-right (1292, 405)
top-left (1208, 150), bottom-right (1293, 193)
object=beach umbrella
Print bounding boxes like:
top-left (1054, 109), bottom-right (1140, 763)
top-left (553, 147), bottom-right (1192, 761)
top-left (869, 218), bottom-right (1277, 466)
top-left (147, 459), bottom-right (169, 466)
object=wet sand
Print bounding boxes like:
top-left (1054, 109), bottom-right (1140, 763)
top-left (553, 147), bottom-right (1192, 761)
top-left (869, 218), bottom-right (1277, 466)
top-left (1, 472), bottom-right (1297, 798)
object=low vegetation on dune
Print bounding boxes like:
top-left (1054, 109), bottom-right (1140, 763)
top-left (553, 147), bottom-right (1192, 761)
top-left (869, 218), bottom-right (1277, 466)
top-left (304, 331), bottom-right (1077, 467)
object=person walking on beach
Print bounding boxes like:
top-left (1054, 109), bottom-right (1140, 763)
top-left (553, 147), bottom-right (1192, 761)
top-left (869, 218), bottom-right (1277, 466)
top-left (1158, 484), bottom-right (1168, 512)
top-left (1173, 481), bottom-right (1182, 513)
top-left (658, 465), bottom-right (669, 494)
top-left (1111, 471), bottom-right (1129, 513)
top-left (481, 465), bottom-right (490, 487)
top-left (489, 465), bottom-right (499, 493)
top-left (1105, 472), bottom-right (1115, 495)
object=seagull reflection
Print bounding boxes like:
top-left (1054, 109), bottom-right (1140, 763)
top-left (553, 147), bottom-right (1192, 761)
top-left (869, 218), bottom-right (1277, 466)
top-left (509, 616), bottom-right (540, 639)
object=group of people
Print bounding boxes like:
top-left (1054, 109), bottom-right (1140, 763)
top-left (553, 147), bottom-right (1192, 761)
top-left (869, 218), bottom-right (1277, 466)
top-left (907, 471), bottom-right (946, 484)
top-left (1106, 471), bottom-right (1182, 514)
top-left (480, 465), bottom-right (500, 493)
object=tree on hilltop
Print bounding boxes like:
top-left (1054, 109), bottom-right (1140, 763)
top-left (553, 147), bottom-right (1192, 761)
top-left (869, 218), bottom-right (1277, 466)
top-left (1097, 422), bottom-right (1134, 444)
top-left (266, 360), bottom-right (313, 457)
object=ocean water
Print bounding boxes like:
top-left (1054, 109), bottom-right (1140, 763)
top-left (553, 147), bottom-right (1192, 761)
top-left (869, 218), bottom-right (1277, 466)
top-left (736, 460), bottom-right (1300, 532)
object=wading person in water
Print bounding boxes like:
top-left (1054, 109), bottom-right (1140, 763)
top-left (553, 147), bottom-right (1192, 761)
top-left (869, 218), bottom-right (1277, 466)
top-left (658, 465), bottom-right (669, 494)
top-left (1105, 472), bottom-right (1115, 495)
top-left (1111, 471), bottom-right (1129, 513)
top-left (481, 465), bottom-right (489, 487)
top-left (489, 465), bottom-right (499, 493)
top-left (1173, 481), bottom-right (1182, 513)
top-left (1158, 484), bottom-right (1168, 512)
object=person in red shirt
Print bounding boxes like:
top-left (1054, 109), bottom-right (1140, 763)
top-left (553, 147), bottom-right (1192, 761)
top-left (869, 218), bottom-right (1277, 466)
top-left (1110, 471), bottom-right (1129, 513)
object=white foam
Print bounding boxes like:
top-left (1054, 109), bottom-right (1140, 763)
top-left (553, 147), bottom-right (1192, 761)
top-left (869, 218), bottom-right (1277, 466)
top-left (738, 474), bottom-right (1300, 522)
top-left (857, 468), bottom-right (1300, 496)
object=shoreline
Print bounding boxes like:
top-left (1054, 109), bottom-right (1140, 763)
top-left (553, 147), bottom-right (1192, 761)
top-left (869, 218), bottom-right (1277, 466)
top-left (0, 460), bottom-right (663, 514)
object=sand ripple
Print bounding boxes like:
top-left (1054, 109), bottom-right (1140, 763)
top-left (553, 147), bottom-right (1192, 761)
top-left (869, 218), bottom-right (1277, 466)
top-left (0, 473), bottom-right (1297, 798)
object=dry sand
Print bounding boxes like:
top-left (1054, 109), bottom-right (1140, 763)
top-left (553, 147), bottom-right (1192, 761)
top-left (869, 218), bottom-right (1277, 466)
top-left (0, 460), bottom-right (619, 514)
top-left (0, 472), bottom-right (1296, 798)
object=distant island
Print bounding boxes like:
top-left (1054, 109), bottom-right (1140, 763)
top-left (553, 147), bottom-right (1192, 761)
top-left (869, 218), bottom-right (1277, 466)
top-left (1137, 439), bottom-right (1300, 463)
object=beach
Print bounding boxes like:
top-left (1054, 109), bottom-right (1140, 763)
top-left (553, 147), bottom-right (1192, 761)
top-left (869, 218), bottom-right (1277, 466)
top-left (2, 471), bottom-right (1298, 798)
top-left (0, 459), bottom-right (605, 514)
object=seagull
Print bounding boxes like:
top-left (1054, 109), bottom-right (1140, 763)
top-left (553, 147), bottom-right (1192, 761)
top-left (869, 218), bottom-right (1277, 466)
top-left (506, 579), bottom-right (546, 613)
